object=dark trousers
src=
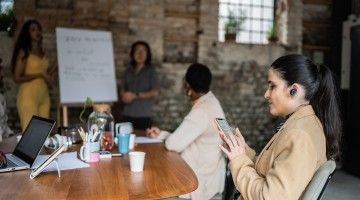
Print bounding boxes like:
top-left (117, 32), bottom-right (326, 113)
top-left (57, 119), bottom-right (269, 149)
top-left (121, 116), bottom-right (152, 130)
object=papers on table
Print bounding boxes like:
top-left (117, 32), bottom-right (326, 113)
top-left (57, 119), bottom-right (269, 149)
top-left (135, 136), bottom-right (162, 144)
top-left (32, 151), bottom-right (89, 172)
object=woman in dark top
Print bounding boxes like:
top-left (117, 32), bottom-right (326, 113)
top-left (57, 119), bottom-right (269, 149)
top-left (121, 41), bottom-right (159, 130)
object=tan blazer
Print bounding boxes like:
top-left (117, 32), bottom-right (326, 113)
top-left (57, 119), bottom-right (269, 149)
top-left (158, 91), bottom-right (226, 200)
top-left (230, 105), bottom-right (327, 200)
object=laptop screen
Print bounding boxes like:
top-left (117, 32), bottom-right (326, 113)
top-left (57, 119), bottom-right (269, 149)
top-left (13, 116), bottom-right (55, 166)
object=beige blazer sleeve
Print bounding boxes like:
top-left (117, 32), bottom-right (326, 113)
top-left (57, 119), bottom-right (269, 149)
top-left (245, 145), bottom-right (256, 162)
top-left (229, 129), bottom-right (318, 200)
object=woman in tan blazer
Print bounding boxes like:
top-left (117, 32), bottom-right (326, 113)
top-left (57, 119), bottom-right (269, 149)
top-left (218, 54), bottom-right (342, 200)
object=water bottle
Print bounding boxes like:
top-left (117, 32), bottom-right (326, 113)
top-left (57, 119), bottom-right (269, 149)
top-left (87, 104), bottom-right (114, 150)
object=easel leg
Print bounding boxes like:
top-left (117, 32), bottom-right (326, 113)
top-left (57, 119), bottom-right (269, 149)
top-left (62, 105), bottom-right (68, 127)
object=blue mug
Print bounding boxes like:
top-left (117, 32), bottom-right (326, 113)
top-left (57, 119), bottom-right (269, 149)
top-left (117, 133), bottom-right (130, 154)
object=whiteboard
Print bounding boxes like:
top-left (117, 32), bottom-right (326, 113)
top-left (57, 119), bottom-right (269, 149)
top-left (56, 27), bottom-right (118, 104)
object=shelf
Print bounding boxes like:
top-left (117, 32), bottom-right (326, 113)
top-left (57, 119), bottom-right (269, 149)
top-left (303, 0), bottom-right (331, 5)
top-left (303, 44), bottom-right (331, 51)
top-left (303, 21), bottom-right (331, 29)
top-left (165, 11), bottom-right (199, 19)
top-left (164, 36), bottom-right (198, 43)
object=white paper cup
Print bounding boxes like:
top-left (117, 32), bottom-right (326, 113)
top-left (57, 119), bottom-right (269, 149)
top-left (129, 134), bottom-right (136, 150)
top-left (129, 151), bottom-right (145, 172)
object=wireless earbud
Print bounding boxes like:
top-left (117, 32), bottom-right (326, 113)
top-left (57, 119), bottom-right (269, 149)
top-left (187, 90), bottom-right (192, 96)
top-left (290, 88), bottom-right (297, 96)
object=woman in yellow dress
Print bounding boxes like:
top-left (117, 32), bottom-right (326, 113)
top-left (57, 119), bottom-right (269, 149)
top-left (11, 19), bottom-right (55, 131)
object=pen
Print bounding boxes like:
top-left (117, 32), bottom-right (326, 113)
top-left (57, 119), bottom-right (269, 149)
top-left (92, 131), bottom-right (99, 142)
top-left (111, 153), bottom-right (123, 157)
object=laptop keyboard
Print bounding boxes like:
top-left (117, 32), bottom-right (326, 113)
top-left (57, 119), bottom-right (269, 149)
top-left (6, 154), bottom-right (24, 167)
top-left (6, 159), bottom-right (16, 167)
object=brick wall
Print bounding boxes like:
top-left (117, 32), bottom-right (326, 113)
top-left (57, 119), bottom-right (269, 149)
top-left (1, 0), bottom-right (303, 150)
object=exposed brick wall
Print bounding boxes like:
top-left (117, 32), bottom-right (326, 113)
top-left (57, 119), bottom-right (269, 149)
top-left (1, 0), bottom-right (303, 150)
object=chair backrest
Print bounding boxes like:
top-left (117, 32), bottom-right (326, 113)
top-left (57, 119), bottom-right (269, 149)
top-left (222, 159), bottom-right (240, 200)
top-left (302, 160), bottom-right (336, 200)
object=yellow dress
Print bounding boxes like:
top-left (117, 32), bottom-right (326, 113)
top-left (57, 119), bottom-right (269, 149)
top-left (17, 54), bottom-right (50, 131)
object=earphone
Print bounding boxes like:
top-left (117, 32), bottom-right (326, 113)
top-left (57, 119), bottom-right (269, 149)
top-left (290, 88), bottom-right (297, 96)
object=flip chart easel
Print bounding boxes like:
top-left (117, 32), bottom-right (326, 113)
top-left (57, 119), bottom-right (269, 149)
top-left (56, 27), bottom-right (118, 127)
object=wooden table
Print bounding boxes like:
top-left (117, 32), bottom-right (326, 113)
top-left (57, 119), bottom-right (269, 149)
top-left (0, 135), bottom-right (198, 199)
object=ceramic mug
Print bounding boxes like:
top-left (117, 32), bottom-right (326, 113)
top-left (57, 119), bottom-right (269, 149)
top-left (79, 141), bottom-right (100, 162)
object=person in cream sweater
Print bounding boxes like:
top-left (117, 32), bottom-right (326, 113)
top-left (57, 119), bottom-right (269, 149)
top-left (147, 63), bottom-right (226, 200)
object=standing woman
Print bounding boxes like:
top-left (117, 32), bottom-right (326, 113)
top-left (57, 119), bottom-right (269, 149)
top-left (219, 54), bottom-right (342, 199)
top-left (121, 41), bottom-right (159, 130)
top-left (11, 20), bottom-right (55, 131)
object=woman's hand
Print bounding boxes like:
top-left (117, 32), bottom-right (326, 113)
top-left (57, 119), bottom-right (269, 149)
top-left (42, 72), bottom-right (51, 83)
top-left (218, 128), bottom-right (246, 161)
top-left (122, 92), bottom-right (136, 104)
top-left (146, 127), bottom-right (161, 138)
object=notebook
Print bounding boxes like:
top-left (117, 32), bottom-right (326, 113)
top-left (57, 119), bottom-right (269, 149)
top-left (0, 116), bottom-right (55, 173)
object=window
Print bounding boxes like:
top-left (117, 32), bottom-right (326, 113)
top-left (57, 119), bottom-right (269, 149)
top-left (219, 0), bottom-right (275, 44)
top-left (0, 0), bottom-right (13, 12)
top-left (0, 0), bottom-right (15, 35)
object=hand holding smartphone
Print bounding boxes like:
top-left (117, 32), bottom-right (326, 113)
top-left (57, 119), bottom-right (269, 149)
top-left (215, 118), bottom-right (234, 137)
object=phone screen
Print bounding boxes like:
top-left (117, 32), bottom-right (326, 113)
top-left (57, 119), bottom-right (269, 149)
top-left (216, 118), bottom-right (232, 135)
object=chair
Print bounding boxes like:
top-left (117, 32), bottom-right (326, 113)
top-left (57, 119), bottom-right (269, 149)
top-left (222, 158), bottom-right (239, 200)
top-left (302, 160), bottom-right (336, 200)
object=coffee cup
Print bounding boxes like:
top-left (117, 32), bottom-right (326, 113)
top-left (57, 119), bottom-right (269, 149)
top-left (79, 141), bottom-right (100, 162)
top-left (129, 151), bottom-right (146, 172)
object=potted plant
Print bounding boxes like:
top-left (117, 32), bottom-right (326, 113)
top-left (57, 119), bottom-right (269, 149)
top-left (224, 11), bottom-right (245, 42)
top-left (267, 20), bottom-right (278, 44)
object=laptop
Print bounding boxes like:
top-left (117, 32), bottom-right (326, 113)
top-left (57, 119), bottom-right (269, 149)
top-left (0, 116), bottom-right (55, 173)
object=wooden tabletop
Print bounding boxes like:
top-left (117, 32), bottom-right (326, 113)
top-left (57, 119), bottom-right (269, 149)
top-left (0, 135), bottom-right (198, 200)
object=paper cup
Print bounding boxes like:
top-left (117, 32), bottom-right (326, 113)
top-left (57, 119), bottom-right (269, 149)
top-left (129, 151), bottom-right (145, 172)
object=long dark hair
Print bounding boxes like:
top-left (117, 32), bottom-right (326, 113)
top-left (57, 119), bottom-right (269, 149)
top-left (11, 19), bottom-right (43, 73)
top-left (271, 54), bottom-right (342, 159)
top-left (129, 40), bottom-right (152, 67)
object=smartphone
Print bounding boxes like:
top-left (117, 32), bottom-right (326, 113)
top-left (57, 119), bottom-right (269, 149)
top-left (30, 144), bottom-right (65, 179)
top-left (215, 118), bottom-right (233, 136)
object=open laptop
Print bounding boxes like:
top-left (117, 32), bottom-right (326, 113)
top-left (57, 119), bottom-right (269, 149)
top-left (0, 116), bottom-right (55, 173)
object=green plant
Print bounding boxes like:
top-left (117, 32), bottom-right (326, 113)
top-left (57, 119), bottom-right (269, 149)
top-left (0, 7), bottom-right (16, 36)
top-left (267, 20), bottom-right (278, 42)
top-left (224, 11), bottom-right (245, 34)
top-left (79, 97), bottom-right (93, 123)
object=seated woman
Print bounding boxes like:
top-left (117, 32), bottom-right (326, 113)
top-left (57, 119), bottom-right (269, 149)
top-left (147, 63), bottom-right (226, 200)
top-left (218, 54), bottom-right (342, 199)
